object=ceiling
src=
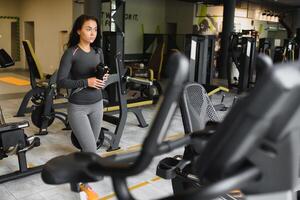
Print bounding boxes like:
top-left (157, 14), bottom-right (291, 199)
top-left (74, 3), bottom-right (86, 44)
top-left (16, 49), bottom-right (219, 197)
top-left (249, 0), bottom-right (300, 9)
top-left (179, 0), bottom-right (300, 7)
top-left (268, 0), bottom-right (300, 6)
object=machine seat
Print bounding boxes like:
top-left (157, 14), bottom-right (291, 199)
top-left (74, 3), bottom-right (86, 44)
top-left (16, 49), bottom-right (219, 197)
top-left (42, 152), bottom-right (103, 184)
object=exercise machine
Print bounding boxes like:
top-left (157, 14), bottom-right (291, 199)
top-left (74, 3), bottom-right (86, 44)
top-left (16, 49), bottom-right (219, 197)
top-left (30, 71), bottom-right (69, 135)
top-left (103, 31), bottom-right (162, 105)
top-left (273, 39), bottom-right (298, 63)
top-left (42, 55), bottom-right (300, 200)
top-left (184, 34), bottom-right (230, 111)
top-left (0, 107), bottom-right (42, 183)
top-left (185, 34), bottom-right (216, 86)
top-left (15, 40), bottom-right (67, 117)
top-left (157, 56), bottom-right (300, 200)
top-left (102, 0), bottom-right (162, 104)
top-left (126, 34), bottom-right (164, 103)
top-left (228, 32), bottom-right (256, 93)
top-left (258, 38), bottom-right (272, 57)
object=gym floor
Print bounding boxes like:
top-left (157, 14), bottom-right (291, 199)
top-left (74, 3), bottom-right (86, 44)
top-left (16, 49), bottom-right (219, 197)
top-left (0, 70), bottom-right (233, 200)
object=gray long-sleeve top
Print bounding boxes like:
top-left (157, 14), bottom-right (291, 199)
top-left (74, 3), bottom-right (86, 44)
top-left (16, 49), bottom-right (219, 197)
top-left (57, 46), bottom-right (104, 105)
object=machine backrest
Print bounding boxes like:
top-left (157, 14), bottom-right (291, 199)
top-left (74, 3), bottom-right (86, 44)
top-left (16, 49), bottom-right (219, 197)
top-left (22, 40), bottom-right (45, 88)
top-left (0, 49), bottom-right (14, 68)
top-left (196, 61), bottom-right (300, 191)
top-left (180, 82), bottom-right (219, 134)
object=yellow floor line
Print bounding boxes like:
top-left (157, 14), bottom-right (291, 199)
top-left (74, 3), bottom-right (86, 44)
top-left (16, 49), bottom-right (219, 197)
top-left (0, 76), bottom-right (30, 86)
top-left (99, 176), bottom-right (162, 200)
top-left (150, 176), bottom-right (161, 182)
top-left (129, 181), bottom-right (149, 190)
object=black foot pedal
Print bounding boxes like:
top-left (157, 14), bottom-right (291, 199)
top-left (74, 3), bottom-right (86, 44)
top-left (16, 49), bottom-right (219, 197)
top-left (156, 156), bottom-right (189, 179)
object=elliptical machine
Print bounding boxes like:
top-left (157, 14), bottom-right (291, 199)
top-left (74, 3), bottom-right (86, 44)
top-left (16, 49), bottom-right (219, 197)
top-left (40, 54), bottom-right (300, 200)
top-left (156, 55), bottom-right (300, 200)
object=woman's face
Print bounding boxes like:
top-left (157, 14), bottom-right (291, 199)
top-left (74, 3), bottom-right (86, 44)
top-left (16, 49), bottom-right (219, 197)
top-left (77, 19), bottom-right (97, 44)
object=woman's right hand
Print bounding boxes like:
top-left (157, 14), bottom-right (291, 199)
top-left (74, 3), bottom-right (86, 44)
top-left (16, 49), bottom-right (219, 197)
top-left (87, 77), bottom-right (106, 89)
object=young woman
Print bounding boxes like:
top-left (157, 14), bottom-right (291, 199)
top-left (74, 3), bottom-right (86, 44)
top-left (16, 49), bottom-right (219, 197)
top-left (57, 14), bottom-right (108, 153)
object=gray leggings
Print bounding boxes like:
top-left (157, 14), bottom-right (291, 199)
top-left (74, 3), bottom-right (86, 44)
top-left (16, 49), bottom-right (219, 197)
top-left (67, 100), bottom-right (103, 153)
